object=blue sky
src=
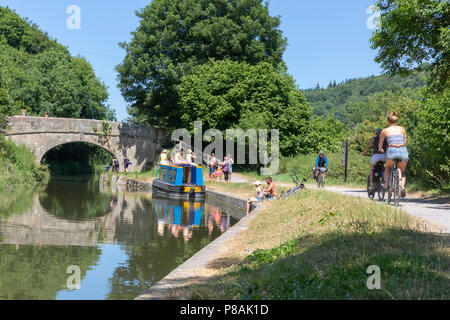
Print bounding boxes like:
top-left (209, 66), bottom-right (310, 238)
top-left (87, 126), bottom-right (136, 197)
top-left (1, 0), bottom-right (381, 121)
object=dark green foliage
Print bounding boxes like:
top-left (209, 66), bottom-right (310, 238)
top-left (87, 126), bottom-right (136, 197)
top-left (179, 59), bottom-right (311, 156)
top-left (371, 0), bottom-right (450, 93)
top-left (0, 136), bottom-right (49, 211)
top-left (0, 6), bottom-right (114, 120)
top-left (409, 90), bottom-right (450, 187)
top-left (116, 0), bottom-right (287, 129)
top-left (302, 115), bottom-right (347, 154)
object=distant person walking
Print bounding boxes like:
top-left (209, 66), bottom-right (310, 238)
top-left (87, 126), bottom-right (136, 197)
top-left (378, 110), bottom-right (409, 197)
top-left (226, 155), bottom-right (234, 181)
top-left (222, 156), bottom-right (231, 182)
top-left (21, 109), bottom-right (27, 116)
top-left (112, 157), bottom-right (120, 173)
top-left (123, 157), bottom-right (131, 174)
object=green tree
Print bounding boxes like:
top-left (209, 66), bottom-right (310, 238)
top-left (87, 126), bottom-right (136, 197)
top-left (411, 90), bottom-right (450, 186)
top-left (0, 6), bottom-right (113, 120)
top-left (370, 0), bottom-right (449, 92)
top-left (179, 59), bottom-right (311, 156)
top-left (116, 0), bottom-right (287, 129)
top-left (303, 115), bottom-right (347, 154)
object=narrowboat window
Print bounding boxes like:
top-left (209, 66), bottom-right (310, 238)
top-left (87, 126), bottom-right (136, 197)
top-left (168, 168), bottom-right (176, 183)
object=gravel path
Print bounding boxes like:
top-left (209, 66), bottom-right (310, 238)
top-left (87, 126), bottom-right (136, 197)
top-left (325, 186), bottom-right (450, 234)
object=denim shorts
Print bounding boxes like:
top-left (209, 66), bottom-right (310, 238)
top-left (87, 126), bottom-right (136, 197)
top-left (387, 147), bottom-right (409, 162)
top-left (209, 166), bottom-right (217, 174)
top-left (371, 153), bottom-right (386, 165)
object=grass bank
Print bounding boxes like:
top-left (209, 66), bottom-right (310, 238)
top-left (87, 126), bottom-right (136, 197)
top-left (169, 185), bottom-right (449, 300)
top-left (0, 138), bottom-right (49, 212)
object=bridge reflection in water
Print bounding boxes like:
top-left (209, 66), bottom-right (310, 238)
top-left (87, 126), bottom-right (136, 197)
top-left (0, 179), bottom-right (240, 300)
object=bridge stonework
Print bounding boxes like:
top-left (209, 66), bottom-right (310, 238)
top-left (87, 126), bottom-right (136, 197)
top-left (5, 116), bottom-right (166, 172)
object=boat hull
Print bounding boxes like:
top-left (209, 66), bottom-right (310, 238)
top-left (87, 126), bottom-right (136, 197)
top-left (152, 180), bottom-right (205, 200)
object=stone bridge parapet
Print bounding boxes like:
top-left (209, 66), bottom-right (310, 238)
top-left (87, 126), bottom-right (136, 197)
top-left (5, 116), bottom-right (167, 172)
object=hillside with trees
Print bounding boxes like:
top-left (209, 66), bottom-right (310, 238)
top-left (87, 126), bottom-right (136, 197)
top-left (302, 73), bottom-right (426, 123)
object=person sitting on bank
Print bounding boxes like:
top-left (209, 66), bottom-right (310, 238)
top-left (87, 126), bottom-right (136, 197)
top-left (263, 177), bottom-right (278, 200)
top-left (246, 181), bottom-right (265, 214)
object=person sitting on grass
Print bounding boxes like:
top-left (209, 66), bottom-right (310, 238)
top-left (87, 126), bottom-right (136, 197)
top-left (246, 181), bottom-right (265, 214)
top-left (263, 177), bottom-right (278, 200)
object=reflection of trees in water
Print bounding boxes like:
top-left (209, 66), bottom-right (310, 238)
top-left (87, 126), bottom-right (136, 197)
top-left (0, 245), bottom-right (101, 300)
top-left (39, 180), bottom-right (113, 220)
top-left (0, 188), bottom-right (36, 220)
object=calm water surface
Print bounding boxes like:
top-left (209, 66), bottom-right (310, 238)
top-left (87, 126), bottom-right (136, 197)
top-left (0, 178), bottom-right (239, 300)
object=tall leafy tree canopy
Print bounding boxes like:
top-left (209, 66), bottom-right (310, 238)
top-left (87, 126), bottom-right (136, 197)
top-left (0, 6), bottom-right (114, 120)
top-left (116, 0), bottom-right (287, 129)
top-left (370, 0), bottom-right (449, 92)
top-left (179, 60), bottom-right (311, 155)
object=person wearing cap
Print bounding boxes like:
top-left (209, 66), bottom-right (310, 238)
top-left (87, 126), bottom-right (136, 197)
top-left (363, 128), bottom-right (388, 191)
top-left (159, 150), bottom-right (169, 165)
top-left (315, 151), bottom-right (328, 180)
top-left (246, 181), bottom-right (265, 214)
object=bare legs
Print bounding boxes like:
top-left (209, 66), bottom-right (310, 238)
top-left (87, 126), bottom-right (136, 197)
top-left (384, 160), bottom-right (408, 189)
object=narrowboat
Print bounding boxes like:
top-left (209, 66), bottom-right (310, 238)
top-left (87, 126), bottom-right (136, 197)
top-left (152, 164), bottom-right (205, 200)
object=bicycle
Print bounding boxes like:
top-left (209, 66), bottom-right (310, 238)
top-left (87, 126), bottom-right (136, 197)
top-left (386, 158), bottom-right (403, 206)
top-left (315, 167), bottom-right (327, 189)
top-left (367, 160), bottom-right (385, 201)
top-left (280, 175), bottom-right (307, 199)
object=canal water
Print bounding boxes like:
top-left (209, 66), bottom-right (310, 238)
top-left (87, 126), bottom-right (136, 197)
top-left (0, 178), bottom-right (239, 300)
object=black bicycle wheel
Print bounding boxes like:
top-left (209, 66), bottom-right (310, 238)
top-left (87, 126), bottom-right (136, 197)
top-left (318, 173), bottom-right (324, 189)
top-left (367, 175), bottom-right (374, 199)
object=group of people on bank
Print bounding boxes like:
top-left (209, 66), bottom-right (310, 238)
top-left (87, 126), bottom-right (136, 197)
top-left (159, 148), bottom-right (197, 166)
top-left (208, 153), bottom-right (234, 182)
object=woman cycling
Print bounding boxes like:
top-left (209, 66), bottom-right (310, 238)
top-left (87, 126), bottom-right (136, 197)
top-left (378, 110), bottom-right (409, 197)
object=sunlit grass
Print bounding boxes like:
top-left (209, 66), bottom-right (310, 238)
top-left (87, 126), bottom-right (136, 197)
top-left (169, 189), bottom-right (449, 300)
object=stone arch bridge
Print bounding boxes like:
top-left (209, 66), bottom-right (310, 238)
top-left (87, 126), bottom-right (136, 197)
top-left (5, 116), bottom-right (166, 172)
